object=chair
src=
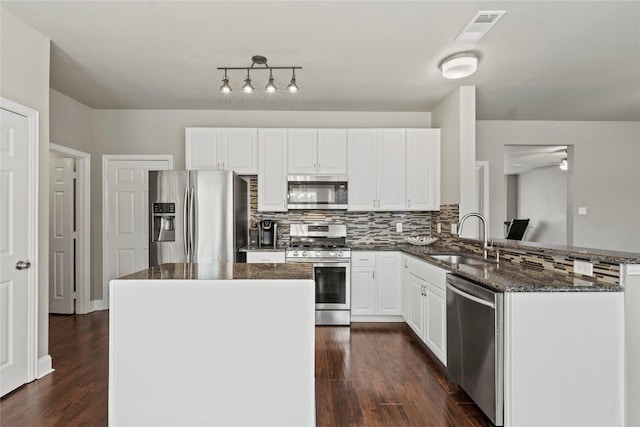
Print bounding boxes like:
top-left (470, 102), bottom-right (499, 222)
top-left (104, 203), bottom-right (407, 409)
top-left (505, 219), bottom-right (530, 240)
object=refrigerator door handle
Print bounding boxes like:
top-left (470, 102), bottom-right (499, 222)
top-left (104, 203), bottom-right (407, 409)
top-left (183, 187), bottom-right (189, 259)
top-left (189, 187), bottom-right (195, 261)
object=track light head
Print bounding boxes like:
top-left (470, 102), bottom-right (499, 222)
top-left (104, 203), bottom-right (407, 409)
top-left (242, 71), bottom-right (254, 93)
top-left (287, 70), bottom-right (299, 93)
top-left (265, 71), bottom-right (277, 93)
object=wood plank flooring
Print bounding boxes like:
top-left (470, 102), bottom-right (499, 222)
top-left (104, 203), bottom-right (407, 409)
top-left (1, 313), bottom-right (491, 426)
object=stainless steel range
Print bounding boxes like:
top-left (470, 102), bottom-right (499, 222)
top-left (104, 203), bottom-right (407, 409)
top-left (286, 224), bottom-right (351, 326)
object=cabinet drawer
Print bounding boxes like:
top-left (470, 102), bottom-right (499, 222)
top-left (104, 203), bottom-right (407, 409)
top-left (246, 251), bottom-right (285, 264)
top-left (351, 252), bottom-right (376, 267)
top-left (406, 256), bottom-right (448, 290)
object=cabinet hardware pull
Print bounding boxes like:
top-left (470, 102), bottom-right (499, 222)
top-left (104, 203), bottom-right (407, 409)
top-left (372, 271), bottom-right (375, 279)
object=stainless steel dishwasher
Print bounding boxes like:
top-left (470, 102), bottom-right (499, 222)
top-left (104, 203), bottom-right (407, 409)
top-left (446, 273), bottom-right (504, 426)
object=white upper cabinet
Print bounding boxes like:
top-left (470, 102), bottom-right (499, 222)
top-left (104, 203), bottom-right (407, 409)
top-left (406, 129), bottom-right (440, 211)
top-left (287, 129), bottom-right (347, 175)
top-left (347, 130), bottom-right (377, 210)
top-left (185, 128), bottom-right (257, 174)
top-left (185, 128), bottom-right (220, 170)
top-left (258, 129), bottom-right (288, 212)
top-left (348, 129), bottom-right (406, 211)
top-left (376, 129), bottom-right (406, 211)
top-left (316, 129), bottom-right (347, 174)
top-left (287, 129), bottom-right (317, 174)
top-left (221, 128), bottom-right (258, 174)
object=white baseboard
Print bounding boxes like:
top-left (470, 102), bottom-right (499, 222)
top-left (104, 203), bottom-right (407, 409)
top-left (37, 355), bottom-right (54, 379)
top-left (351, 315), bottom-right (405, 323)
top-left (90, 299), bottom-right (108, 312)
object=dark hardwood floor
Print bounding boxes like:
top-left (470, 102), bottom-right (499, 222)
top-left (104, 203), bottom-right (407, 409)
top-left (1, 313), bottom-right (491, 426)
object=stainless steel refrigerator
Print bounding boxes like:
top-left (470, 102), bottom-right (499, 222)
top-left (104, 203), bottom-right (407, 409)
top-left (149, 170), bottom-right (248, 266)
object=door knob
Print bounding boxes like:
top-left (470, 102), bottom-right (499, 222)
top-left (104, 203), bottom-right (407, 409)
top-left (16, 260), bottom-right (31, 270)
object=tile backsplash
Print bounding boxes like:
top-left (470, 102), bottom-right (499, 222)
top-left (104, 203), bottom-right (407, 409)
top-left (248, 177), bottom-right (433, 245)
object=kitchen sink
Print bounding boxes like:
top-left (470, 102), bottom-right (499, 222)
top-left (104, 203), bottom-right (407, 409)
top-left (430, 254), bottom-right (487, 266)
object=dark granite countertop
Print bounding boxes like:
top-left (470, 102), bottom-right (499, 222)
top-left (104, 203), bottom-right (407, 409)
top-left (117, 262), bottom-right (313, 281)
top-left (353, 243), bottom-right (622, 293)
top-left (487, 238), bottom-right (640, 264)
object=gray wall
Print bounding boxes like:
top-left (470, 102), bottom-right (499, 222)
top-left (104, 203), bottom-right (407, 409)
top-left (477, 120), bottom-right (640, 252)
top-left (517, 166), bottom-right (567, 245)
top-left (432, 86), bottom-right (477, 237)
top-left (1, 9), bottom-right (51, 359)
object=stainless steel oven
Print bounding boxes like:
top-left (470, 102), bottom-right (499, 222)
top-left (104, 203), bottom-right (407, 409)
top-left (286, 224), bottom-right (351, 325)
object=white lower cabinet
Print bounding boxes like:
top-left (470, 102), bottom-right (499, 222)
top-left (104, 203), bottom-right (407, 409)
top-left (245, 251), bottom-right (285, 264)
top-left (403, 255), bottom-right (448, 365)
top-left (351, 251), bottom-right (402, 319)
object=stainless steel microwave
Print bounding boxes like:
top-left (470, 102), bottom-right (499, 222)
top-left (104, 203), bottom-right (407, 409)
top-left (287, 175), bottom-right (348, 210)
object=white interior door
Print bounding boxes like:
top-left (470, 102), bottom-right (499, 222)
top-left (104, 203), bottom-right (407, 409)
top-left (103, 157), bottom-right (171, 304)
top-left (0, 108), bottom-right (32, 396)
top-left (49, 158), bottom-right (75, 314)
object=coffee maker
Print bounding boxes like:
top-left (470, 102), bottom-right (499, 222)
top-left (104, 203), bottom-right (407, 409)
top-left (260, 220), bottom-right (278, 248)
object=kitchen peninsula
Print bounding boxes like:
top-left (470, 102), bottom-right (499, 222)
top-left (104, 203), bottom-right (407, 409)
top-left (109, 262), bottom-right (315, 427)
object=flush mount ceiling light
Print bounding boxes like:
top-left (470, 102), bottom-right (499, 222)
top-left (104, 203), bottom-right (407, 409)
top-left (218, 55), bottom-right (302, 94)
top-left (439, 52), bottom-right (479, 79)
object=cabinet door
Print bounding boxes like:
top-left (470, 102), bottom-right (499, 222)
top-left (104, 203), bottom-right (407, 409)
top-left (377, 129), bottom-right (406, 210)
top-left (185, 128), bottom-right (220, 170)
top-left (347, 129), bottom-right (377, 211)
top-left (221, 128), bottom-right (257, 174)
top-left (287, 129), bottom-right (317, 174)
top-left (317, 129), bottom-right (347, 174)
top-left (351, 266), bottom-right (377, 315)
top-left (406, 129), bottom-right (440, 211)
top-left (425, 283), bottom-right (447, 365)
top-left (376, 252), bottom-right (401, 315)
top-left (407, 272), bottom-right (425, 339)
top-left (258, 129), bottom-right (288, 212)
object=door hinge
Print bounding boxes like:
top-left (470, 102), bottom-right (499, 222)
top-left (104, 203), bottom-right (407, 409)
top-left (72, 171), bottom-right (78, 179)
top-left (72, 231), bottom-right (78, 239)
top-left (72, 291), bottom-right (77, 300)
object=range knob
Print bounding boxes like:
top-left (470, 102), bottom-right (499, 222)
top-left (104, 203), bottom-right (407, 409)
top-left (329, 251), bottom-right (335, 257)
top-left (316, 251), bottom-right (322, 257)
top-left (293, 251), bottom-right (298, 257)
top-left (337, 251), bottom-right (343, 257)
top-left (302, 251), bottom-right (307, 257)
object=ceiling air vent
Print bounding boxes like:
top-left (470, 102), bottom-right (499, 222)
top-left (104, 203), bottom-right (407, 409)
top-left (455, 10), bottom-right (506, 43)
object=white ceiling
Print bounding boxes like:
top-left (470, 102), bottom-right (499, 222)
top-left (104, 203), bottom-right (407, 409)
top-left (3, 1), bottom-right (640, 120)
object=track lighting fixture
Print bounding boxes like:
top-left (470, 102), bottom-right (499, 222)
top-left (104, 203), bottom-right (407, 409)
top-left (218, 55), bottom-right (301, 94)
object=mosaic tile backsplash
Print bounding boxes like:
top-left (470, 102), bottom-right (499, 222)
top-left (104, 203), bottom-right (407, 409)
top-left (248, 177), bottom-right (432, 245)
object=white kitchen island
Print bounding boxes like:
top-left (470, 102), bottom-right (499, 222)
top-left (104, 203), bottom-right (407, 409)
top-left (109, 263), bottom-right (315, 427)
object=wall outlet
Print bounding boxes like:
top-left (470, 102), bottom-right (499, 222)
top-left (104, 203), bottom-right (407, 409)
top-left (450, 223), bottom-right (457, 234)
top-left (436, 223), bottom-right (442, 233)
top-left (578, 207), bottom-right (588, 216)
top-left (574, 260), bottom-right (594, 277)
top-left (396, 222), bottom-right (403, 232)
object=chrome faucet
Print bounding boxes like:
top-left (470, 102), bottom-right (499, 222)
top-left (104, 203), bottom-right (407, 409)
top-left (458, 212), bottom-right (490, 260)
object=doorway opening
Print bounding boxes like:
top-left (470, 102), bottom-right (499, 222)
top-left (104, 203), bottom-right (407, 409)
top-left (49, 144), bottom-right (90, 314)
top-left (503, 145), bottom-right (572, 245)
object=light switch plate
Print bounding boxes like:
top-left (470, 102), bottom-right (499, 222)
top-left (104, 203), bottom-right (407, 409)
top-left (437, 223), bottom-right (442, 233)
top-left (396, 222), bottom-right (403, 232)
top-left (574, 260), bottom-right (594, 277)
top-left (451, 223), bottom-right (457, 234)
top-left (578, 207), bottom-right (588, 215)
